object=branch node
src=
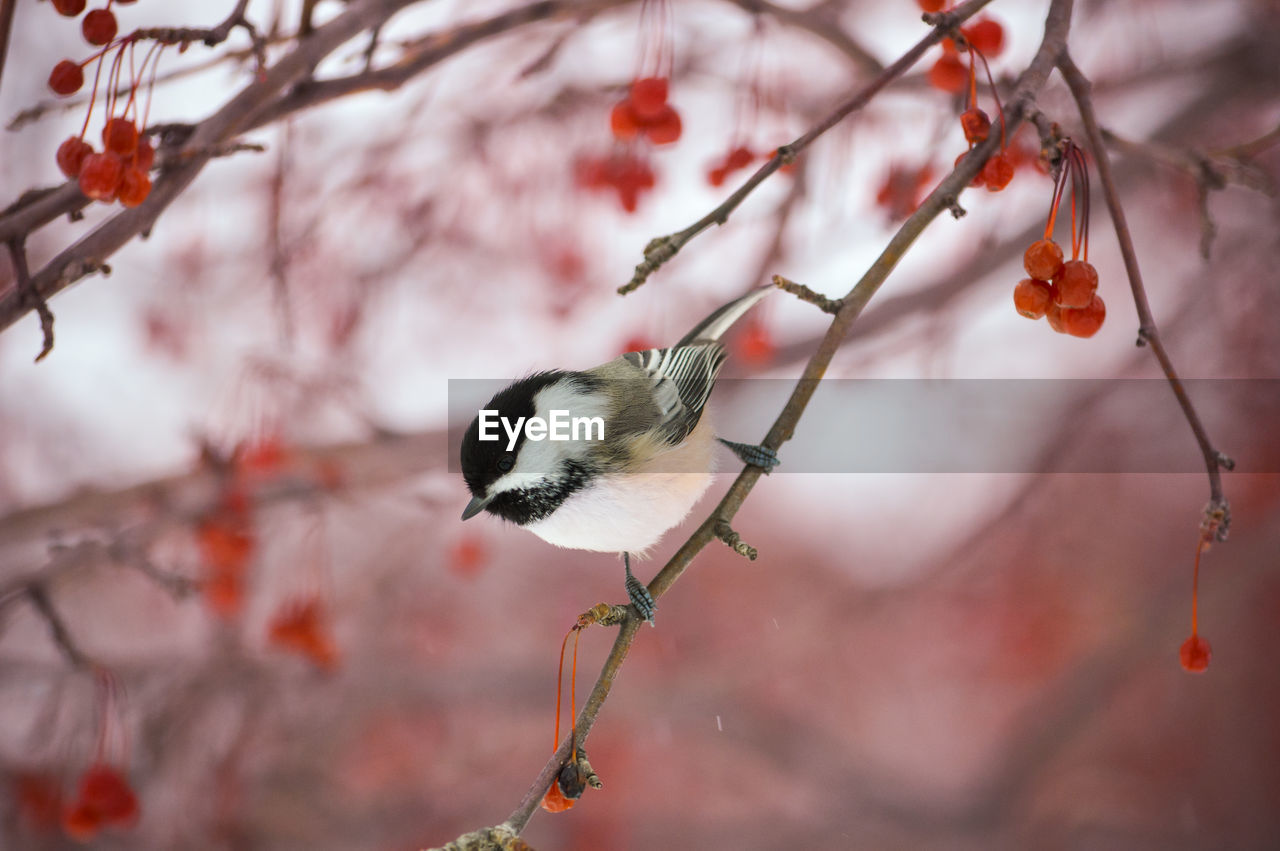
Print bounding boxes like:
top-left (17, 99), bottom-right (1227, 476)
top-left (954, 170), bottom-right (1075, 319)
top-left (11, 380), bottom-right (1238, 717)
top-left (714, 519), bottom-right (757, 561)
top-left (773, 274), bottom-right (841, 314)
top-left (945, 196), bottom-right (966, 219)
top-left (1215, 451), bottom-right (1235, 472)
top-left (7, 238), bottom-right (55, 362)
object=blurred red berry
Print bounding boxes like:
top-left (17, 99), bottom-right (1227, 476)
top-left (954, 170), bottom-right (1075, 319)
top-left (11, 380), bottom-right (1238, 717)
top-left (56, 136), bottom-right (94, 179)
top-left (1059, 293), bottom-right (1106, 338)
top-left (982, 152), bottom-right (1015, 191)
top-left (1023, 238), bottom-right (1064, 280)
top-left (917, 0), bottom-right (947, 11)
top-left (78, 152), bottom-right (123, 200)
top-left (726, 145), bottom-right (753, 169)
top-left (448, 535), bottom-right (488, 577)
top-left (78, 764), bottom-right (139, 826)
top-left (62, 801), bottom-right (101, 840)
top-left (736, 319), bottom-right (775, 366)
top-left (629, 76), bottom-right (669, 119)
top-left (963, 18), bottom-right (1005, 57)
top-left (707, 166), bottom-right (727, 187)
top-left (609, 99), bottom-right (641, 141)
top-left (14, 773), bottom-right (63, 831)
top-left (102, 117), bottom-right (139, 156)
top-left (1179, 633), bottom-right (1211, 673)
top-left (82, 8), bottom-right (117, 45)
top-left (928, 54), bottom-right (967, 93)
top-left (644, 105), bottom-right (682, 145)
top-left (268, 597), bottom-right (340, 670)
top-left (1052, 259), bottom-right (1098, 307)
top-left (48, 60), bottom-right (84, 95)
top-left (1013, 278), bottom-right (1053, 320)
top-left (960, 107), bottom-right (990, 144)
top-left (53, 0), bottom-right (87, 15)
top-left (134, 135), bottom-right (155, 171)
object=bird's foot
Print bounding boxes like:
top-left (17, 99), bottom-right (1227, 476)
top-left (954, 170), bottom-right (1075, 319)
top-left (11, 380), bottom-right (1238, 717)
top-left (623, 553), bottom-right (656, 626)
top-left (718, 438), bottom-right (780, 473)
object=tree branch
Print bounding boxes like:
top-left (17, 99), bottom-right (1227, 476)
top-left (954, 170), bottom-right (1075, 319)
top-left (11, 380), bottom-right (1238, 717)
top-left (1058, 51), bottom-right (1232, 515)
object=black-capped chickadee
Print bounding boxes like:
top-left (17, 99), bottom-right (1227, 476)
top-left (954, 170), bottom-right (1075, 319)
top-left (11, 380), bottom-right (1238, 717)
top-left (459, 285), bottom-right (779, 623)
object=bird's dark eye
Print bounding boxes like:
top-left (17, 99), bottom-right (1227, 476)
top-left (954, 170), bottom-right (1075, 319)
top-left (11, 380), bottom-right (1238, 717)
top-left (496, 454), bottom-right (515, 473)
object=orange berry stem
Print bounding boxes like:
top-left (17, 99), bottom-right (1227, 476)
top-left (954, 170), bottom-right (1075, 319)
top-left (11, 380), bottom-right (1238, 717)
top-left (966, 48), bottom-right (977, 111)
top-left (79, 52), bottom-right (109, 139)
top-left (1191, 534), bottom-right (1205, 634)
top-left (1044, 158), bottom-right (1069, 241)
top-left (121, 39), bottom-right (139, 119)
top-left (973, 48), bottom-right (1006, 150)
top-left (552, 626), bottom-right (572, 752)
top-left (570, 627), bottom-right (581, 763)
top-left (105, 42), bottom-right (127, 119)
top-left (141, 43), bottom-right (164, 132)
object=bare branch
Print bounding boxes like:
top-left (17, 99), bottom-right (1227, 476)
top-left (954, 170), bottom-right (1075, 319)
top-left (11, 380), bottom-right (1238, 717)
top-left (1058, 52), bottom-right (1231, 514)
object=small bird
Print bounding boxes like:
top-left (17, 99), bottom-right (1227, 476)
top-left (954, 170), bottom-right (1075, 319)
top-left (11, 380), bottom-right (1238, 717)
top-left (459, 286), bottom-right (779, 623)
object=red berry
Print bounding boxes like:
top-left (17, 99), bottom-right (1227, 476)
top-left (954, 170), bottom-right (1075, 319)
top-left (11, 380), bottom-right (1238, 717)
top-left (1045, 301), bottom-right (1066, 334)
top-left (1060, 293), bottom-right (1106, 338)
top-left (928, 54), bottom-right (968, 93)
top-left (1023, 239), bottom-right (1064, 280)
top-left (56, 136), bottom-right (94, 178)
top-left (960, 108), bottom-right (990, 144)
top-left (726, 145), bottom-right (753, 170)
top-left (609, 99), bottom-right (641, 141)
top-left (102, 117), bottom-right (139, 156)
top-left (79, 764), bottom-right (139, 825)
top-left (1053, 259), bottom-right (1098, 307)
top-left (707, 166), bottom-right (727, 187)
top-left (78, 152), bottom-right (123, 201)
top-left (963, 18), bottom-right (1005, 57)
top-left (62, 801), bottom-right (101, 840)
top-left (134, 135), bottom-right (155, 171)
top-left (81, 8), bottom-right (117, 46)
top-left (917, 0), bottom-right (947, 11)
top-left (1179, 633), bottom-right (1211, 673)
top-left (629, 77), bottom-right (669, 119)
top-left (52, 0), bottom-right (87, 16)
top-left (1013, 278), bottom-right (1053, 319)
top-left (117, 167), bottom-right (151, 207)
top-left (644, 105), bottom-right (682, 145)
top-left (982, 152), bottom-right (1014, 191)
top-left (48, 60), bottom-right (84, 95)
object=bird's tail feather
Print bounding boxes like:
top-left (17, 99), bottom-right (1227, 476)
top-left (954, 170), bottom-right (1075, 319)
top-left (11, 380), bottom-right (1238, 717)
top-left (677, 284), bottom-right (774, 346)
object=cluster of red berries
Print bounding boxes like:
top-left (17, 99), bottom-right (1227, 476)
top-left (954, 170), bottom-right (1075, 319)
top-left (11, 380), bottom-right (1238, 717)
top-left (706, 144), bottom-right (755, 187)
top-left (62, 763), bottom-right (140, 840)
top-left (943, 25), bottom-right (1016, 192)
top-left (1013, 141), bottom-right (1105, 337)
top-left (46, 1), bottom-right (161, 207)
top-left (927, 15), bottom-right (1005, 94)
top-left (610, 77), bottom-right (682, 146)
top-left (573, 151), bottom-right (657, 213)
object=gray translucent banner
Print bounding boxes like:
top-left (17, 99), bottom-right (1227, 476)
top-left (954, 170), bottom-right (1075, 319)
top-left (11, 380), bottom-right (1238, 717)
top-left (447, 378), bottom-right (1275, 473)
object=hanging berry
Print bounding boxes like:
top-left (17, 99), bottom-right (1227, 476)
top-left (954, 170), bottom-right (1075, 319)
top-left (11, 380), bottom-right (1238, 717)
top-left (1013, 141), bottom-right (1105, 337)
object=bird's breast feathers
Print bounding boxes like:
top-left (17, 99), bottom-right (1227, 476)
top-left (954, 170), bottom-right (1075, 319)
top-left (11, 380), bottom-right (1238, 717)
top-left (525, 415), bottom-right (716, 554)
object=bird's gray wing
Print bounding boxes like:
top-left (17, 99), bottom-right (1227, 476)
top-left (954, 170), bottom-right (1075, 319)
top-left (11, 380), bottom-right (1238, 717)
top-left (621, 341), bottom-right (726, 446)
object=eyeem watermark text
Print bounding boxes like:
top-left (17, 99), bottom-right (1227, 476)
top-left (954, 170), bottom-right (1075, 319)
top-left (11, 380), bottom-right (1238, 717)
top-left (477, 409), bottom-right (605, 450)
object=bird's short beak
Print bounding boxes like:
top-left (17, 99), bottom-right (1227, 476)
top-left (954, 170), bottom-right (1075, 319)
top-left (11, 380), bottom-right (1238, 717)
top-left (461, 494), bottom-right (493, 521)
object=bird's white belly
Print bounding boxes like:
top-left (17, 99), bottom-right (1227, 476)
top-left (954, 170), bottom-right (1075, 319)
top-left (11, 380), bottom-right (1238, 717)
top-left (525, 469), bottom-right (713, 554)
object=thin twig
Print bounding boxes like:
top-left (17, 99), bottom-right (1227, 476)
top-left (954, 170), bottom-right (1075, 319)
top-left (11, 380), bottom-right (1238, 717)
top-left (0, 0), bottom-right (16, 96)
top-left (1058, 52), bottom-right (1232, 513)
top-left (6, 237), bottom-right (54, 361)
top-left (26, 584), bottom-right (92, 668)
top-left (616, 0), bottom-right (997, 295)
top-left (773, 274), bottom-right (841, 314)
